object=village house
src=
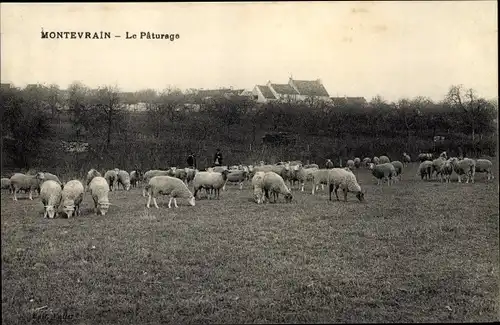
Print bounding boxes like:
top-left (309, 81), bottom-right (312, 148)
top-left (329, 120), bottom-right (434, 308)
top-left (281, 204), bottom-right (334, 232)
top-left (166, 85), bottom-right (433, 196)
top-left (252, 77), bottom-right (331, 104)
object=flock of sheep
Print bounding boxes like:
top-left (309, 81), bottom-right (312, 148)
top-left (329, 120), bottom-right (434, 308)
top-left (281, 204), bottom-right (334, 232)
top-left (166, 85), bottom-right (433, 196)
top-left (0, 151), bottom-right (494, 219)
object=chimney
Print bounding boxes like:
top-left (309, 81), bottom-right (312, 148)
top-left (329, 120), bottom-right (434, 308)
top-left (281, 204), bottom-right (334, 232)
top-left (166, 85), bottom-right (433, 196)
top-left (317, 78), bottom-right (322, 84)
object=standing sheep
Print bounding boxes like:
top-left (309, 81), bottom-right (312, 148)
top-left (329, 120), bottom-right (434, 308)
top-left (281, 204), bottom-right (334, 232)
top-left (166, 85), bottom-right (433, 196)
top-left (251, 171), bottom-right (267, 204)
top-left (402, 153), bottom-right (411, 167)
top-left (431, 157), bottom-right (447, 180)
top-left (372, 157), bottom-right (380, 165)
top-left (369, 163), bottom-right (396, 185)
top-left (168, 167), bottom-right (188, 183)
top-left (104, 170), bottom-right (118, 191)
top-left (417, 161), bottom-right (434, 180)
top-left (117, 170), bottom-right (131, 191)
top-left (362, 157), bottom-right (372, 168)
top-left (391, 161), bottom-right (404, 181)
top-left (292, 165), bottom-right (319, 192)
top-left (185, 168), bottom-right (198, 184)
top-left (9, 172), bottom-right (45, 201)
top-left (40, 180), bottom-right (62, 219)
top-left (346, 160), bottom-right (355, 171)
top-left (439, 159), bottom-right (454, 183)
top-left (379, 155), bottom-right (390, 164)
top-left (475, 159), bottom-right (494, 180)
top-left (142, 170), bottom-right (171, 196)
top-left (60, 180), bottom-right (85, 218)
top-left (226, 170), bottom-right (248, 190)
top-left (193, 170), bottom-right (229, 200)
top-left (89, 176), bottom-right (111, 216)
top-left (86, 169), bottom-right (101, 190)
top-left (418, 153), bottom-right (433, 162)
top-left (327, 168), bottom-right (365, 202)
top-left (353, 157), bottom-right (361, 169)
top-left (1, 178), bottom-right (12, 193)
top-left (145, 176), bottom-right (195, 209)
top-left (130, 170), bottom-right (142, 188)
top-left (449, 157), bottom-right (476, 183)
top-left (311, 169), bottom-right (330, 195)
top-left (262, 171), bottom-right (293, 203)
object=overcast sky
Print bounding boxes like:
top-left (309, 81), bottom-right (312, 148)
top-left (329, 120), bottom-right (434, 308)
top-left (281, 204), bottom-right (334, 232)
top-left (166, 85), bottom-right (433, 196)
top-left (1, 2), bottom-right (497, 101)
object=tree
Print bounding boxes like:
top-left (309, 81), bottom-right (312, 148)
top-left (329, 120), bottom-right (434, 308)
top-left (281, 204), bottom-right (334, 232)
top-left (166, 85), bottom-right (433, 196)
top-left (67, 81), bottom-right (92, 140)
top-left (89, 86), bottom-right (124, 146)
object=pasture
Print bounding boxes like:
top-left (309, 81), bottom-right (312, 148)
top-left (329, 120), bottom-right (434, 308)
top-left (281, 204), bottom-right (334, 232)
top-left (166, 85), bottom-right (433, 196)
top-left (1, 162), bottom-right (499, 324)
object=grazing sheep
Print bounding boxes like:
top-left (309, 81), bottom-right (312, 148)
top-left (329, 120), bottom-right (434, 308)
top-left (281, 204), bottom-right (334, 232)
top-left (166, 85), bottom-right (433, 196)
top-left (142, 170), bottom-right (171, 196)
top-left (116, 170), bottom-right (131, 191)
top-left (10, 172), bottom-right (45, 201)
top-left (60, 180), bottom-right (85, 218)
top-left (417, 161), bottom-right (434, 180)
top-left (262, 171), bottom-right (293, 203)
top-left (372, 156), bottom-right (380, 165)
top-left (1, 177), bottom-right (12, 193)
top-left (327, 168), bottom-right (365, 202)
top-left (418, 153), bottom-right (433, 162)
top-left (369, 163), bottom-right (396, 185)
top-left (353, 157), bottom-right (361, 169)
top-left (86, 169), bottom-right (101, 190)
top-left (325, 159), bottom-right (334, 169)
top-left (379, 155), bottom-right (390, 164)
top-left (130, 170), bottom-right (142, 188)
top-left (449, 157), bottom-right (476, 183)
top-left (390, 161), bottom-right (404, 181)
top-left (431, 157), bottom-right (447, 179)
top-left (193, 170), bottom-right (229, 199)
top-left (145, 176), bottom-right (195, 209)
top-left (474, 159), bottom-right (494, 180)
top-left (226, 170), bottom-right (248, 190)
top-left (346, 160), bottom-right (355, 171)
top-left (104, 170), bottom-right (118, 191)
top-left (40, 180), bottom-right (62, 219)
top-left (440, 159), bottom-right (454, 183)
top-left (402, 153), bottom-right (411, 166)
top-left (362, 157), bottom-right (372, 168)
top-left (311, 169), bottom-right (330, 195)
top-left (292, 165), bottom-right (319, 191)
top-left (89, 176), bottom-right (111, 216)
top-left (251, 171), bottom-right (267, 204)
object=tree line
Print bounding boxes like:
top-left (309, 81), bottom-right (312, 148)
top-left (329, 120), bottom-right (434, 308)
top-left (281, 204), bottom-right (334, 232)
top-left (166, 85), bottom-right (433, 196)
top-left (0, 82), bottom-right (497, 175)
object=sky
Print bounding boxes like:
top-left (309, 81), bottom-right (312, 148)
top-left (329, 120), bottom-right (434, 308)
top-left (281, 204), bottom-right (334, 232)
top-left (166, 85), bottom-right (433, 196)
top-left (1, 2), bottom-right (497, 102)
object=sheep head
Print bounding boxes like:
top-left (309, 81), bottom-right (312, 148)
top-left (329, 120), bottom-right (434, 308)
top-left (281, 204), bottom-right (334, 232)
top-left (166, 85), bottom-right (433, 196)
top-left (188, 196), bottom-right (195, 207)
top-left (62, 204), bottom-right (75, 218)
top-left (44, 205), bottom-right (57, 219)
top-left (356, 191), bottom-right (365, 202)
top-left (98, 201), bottom-right (111, 216)
top-left (284, 192), bottom-right (293, 203)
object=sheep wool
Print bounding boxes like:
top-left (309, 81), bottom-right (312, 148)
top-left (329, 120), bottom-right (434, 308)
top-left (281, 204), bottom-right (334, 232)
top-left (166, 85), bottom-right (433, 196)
top-left (251, 171), bottom-right (267, 204)
top-left (10, 172), bottom-right (45, 201)
top-left (369, 163), bottom-right (396, 185)
top-left (449, 158), bottom-right (476, 183)
top-left (262, 171), bottom-right (293, 203)
top-left (86, 169), bottom-right (102, 189)
top-left (89, 176), bottom-right (111, 216)
top-left (346, 160), bottom-right (355, 171)
top-left (146, 176), bottom-right (195, 209)
top-left (379, 156), bottom-right (390, 164)
top-left (475, 159), bottom-right (494, 180)
top-left (1, 178), bottom-right (11, 192)
top-left (311, 169), bottom-right (330, 195)
top-left (193, 170), bottom-right (229, 200)
top-left (390, 161), bottom-right (404, 181)
top-left (104, 170), bottom-right (118, 191)
top-left (372, 157), bottom-right (380, 165)
top-left (226, 170), bottom-right (248, 190)
top-left (40, 180), bottom-right (63, 219)
top-left (353, 157), bottom-right (361, 169)
top-left (417, 161), bottom-right (433, 180)
top-left (327, 168), bottom-right (364, 202)
top-left (142, 170), bottom-right (171, 196)
top-left (130, 170), bottom-right (142, 188)
top-left (440, 160), bottom-right (454, 183)
top-left (60, 180), bottom-right (84, 218)
top-left (117, 170), bottom-right (131, 191)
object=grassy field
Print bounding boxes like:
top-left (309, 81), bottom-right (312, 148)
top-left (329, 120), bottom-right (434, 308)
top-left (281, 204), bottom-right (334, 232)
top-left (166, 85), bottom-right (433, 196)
top-left (1, 162), bottom-right (499, 324)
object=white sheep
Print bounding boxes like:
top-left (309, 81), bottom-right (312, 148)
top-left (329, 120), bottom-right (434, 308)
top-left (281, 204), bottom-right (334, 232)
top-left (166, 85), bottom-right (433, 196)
top-left (86, 169), bottom-right (101, 190)
top-left (193, 170), bottom-right (229, 199)
top-left (60, 180), bottom-right (85, 218)
top-left (449, 157), bottom-right (476, 183)
top-left (292, 165), bottom-right (319, 192)
top-left (327, 168), bottom-right (365, 202)
top-left (311, 169), bottom-right (330, 195)
top-left (475, 159), bottom-right (494, 180)
top-left (168, 167), bottom-right (188, 183)
top-left (185, 168), bottom-right (198, 184)
top-left (362, 157), bottom-right (371, 168)
top-left (417, 160), bottom-right (434, 180)
top-left (439, 151), bottom-right (448, 159)
top-left (9, 172), bottom-right (45, 201)
top-left (104, 170), bottom-right (118, 191)
top-left (402, 152), bottom-right (411, 166)
top-left (369, 163), bottom-right (396, 185)
top-left (379, 155), bottom-right (390, 164)
top-left (88, 176), bottom-right (111, 216)
top-left (439, 159), bottom-right (453, 183)
top-left (1, 177), bottom-right (12, 193)
top-left (372, 156), bottom-right (380, 165)
top-left (116, 170), bottom-right (131, 191)
top-left (142, 170), bottom-right (171, 196)
top-left (226, 170), bottom-right (248, 190)
top-left (346, 160), bottom-right (355, 171)
top-left (353, 157), bottom-right (361, 169)
top-left (303, 163), bottom-right (319, 169)
top-left (40, 180), bottom-right (62, 219)
top-left (262, 171), bottom-right (293, 203)
top-left (251, 171), bottom-right (267, 204)
top-left (213, 166), bottom-right (228, 173)
top-left (418, 153), bottom-right (433, 162)
top-left (145, 175), bottom-right (195, 209)
top-left (390, 161), bottom-right (404, 181)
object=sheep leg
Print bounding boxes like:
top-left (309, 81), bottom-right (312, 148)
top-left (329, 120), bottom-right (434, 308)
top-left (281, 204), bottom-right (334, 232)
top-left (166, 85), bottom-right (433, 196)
top-left (300, 182), bottom-right (304, 192)
top-left (328, 184), bottom-right (333, 201)
top-left (13, 188), bottom-right (18, 201)
top-left (335, 185), bottom-right (340, 201)
top-left (168, 197), bottom-right (173, 208)
top-left (343, 188), bottom-right (348, 202)
top-left (321, 184), bottom-right (325, 191)
top-left (239, 182), bottom-right (243, 190)
top-left (311, 183), bottom-right (316, 195)
top-left (174, 198), bottom-right (178, 208)
top-left (29, 190), bottom-right (33, 200)
top-left (146, 194), bottom-right (152, 208)
top-left (142, 188), bottom-right (146, 197)
top-left (153, 197), bottom-right (159, 209)
top-left (43, 209), bottom-right (48, 219)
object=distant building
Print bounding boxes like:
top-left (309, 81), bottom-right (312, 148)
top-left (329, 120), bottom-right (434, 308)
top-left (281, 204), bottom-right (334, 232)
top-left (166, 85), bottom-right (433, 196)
top-left (252, 77), bottom-right (331, 104)
top-left (288, 78), bottom-right (330, 102)
top-left (1, 83), bottom-right (12, 90)
top-left (253, 85), bottom-right (278, 103)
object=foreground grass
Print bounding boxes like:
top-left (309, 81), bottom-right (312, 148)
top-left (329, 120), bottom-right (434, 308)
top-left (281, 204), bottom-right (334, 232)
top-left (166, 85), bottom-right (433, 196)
top-left (2, 163), bottom-right (499, 324)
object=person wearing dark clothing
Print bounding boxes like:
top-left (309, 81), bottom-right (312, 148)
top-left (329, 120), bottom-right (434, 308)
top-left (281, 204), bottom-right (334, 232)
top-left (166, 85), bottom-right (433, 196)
top-left (214, 149), bottom-right (223, 166)
top-left (187, 153), bottom-right (196, 168)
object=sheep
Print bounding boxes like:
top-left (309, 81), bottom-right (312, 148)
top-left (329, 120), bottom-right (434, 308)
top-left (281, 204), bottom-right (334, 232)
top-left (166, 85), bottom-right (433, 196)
top-left (372, 156), bottom-right (380, 165)
top-left (193, 170), bottom-right (229, 200)
top-left (369, 163), bottom-right (396, 185)
top-left (86, 169), bottom-right (101, 190)
top-left (327, 168), bottom-right (365, 202)
top-left (262, 171), bottom-right (293, 203)
top-left (418, 153), bottom-right (433, 162)
top-left (362, 157), bottom-right (372, 168)
top-left (379, 155), bottom-right (390, 164)
top-left (88, 176), bottom-right (111, 216)
top-left (251, 171), bottom-right (267, 204)
top-left (439, 151), bottom-right (448, 159)
top-left (353, 157), bottom-right (361, 169)
top-left (439, 159), bottom-right (454, 183)
top-left (145, 175), bottom-right (195, 209)
top-left (185, 168), bottom-right (198, 184)
top-left (431, 157), bottom-right (447, 180)
top-left (104, 170), bottom-right (118, 191)
top-left (213, 166), bottom-right (228, 173)
top-left (474, 159), bottom-right (494, 180)
top-left (60, 180), bottom-right (85, 218)
top-left (40, 180), bottom-right (62, 219)
top-left (303, 163), bottom-right (319, 169)
top-left (346, 160), bottom-right (355, 171)
top-left (141, 170), bottom-right (171, 196)
top-left (225, 170), bottom-right (248, 190)
top-left (1, 177), bottom-right (12, 193)
top-left (168, 167), bottom-right (188, 183)
top-left (402, 152), bottom-right (411, 166)
top-left (390, 161), bottom-right (404, 181)
top-left (325, 159), bottom-right (334, 169)
top-left (115, 170), bottom-right (131, 191)
top-left (417, 161), bottom-right (434, 180)
top-left (449, 157), bottom-right (476, 183)
top-left (9, 172), bottom-right (45, 201)
top-left (292, 165), bottom-right (319, 191)
top-left (311, 169), bottom-right (330, 195)
top-left (130, 170), bottom-right (142, 188)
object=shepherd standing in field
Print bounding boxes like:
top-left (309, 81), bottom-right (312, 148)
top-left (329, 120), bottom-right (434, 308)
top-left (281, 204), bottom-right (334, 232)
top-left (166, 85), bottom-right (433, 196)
top-left (187, 152), bottom-right (196, 169)
top-left (214, 149), bottom-right (223, 166)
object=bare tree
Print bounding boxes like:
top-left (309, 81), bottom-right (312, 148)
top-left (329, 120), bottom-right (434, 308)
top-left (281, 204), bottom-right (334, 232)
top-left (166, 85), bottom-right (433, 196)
top-left (90, 86), bottom-right (124, 146)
